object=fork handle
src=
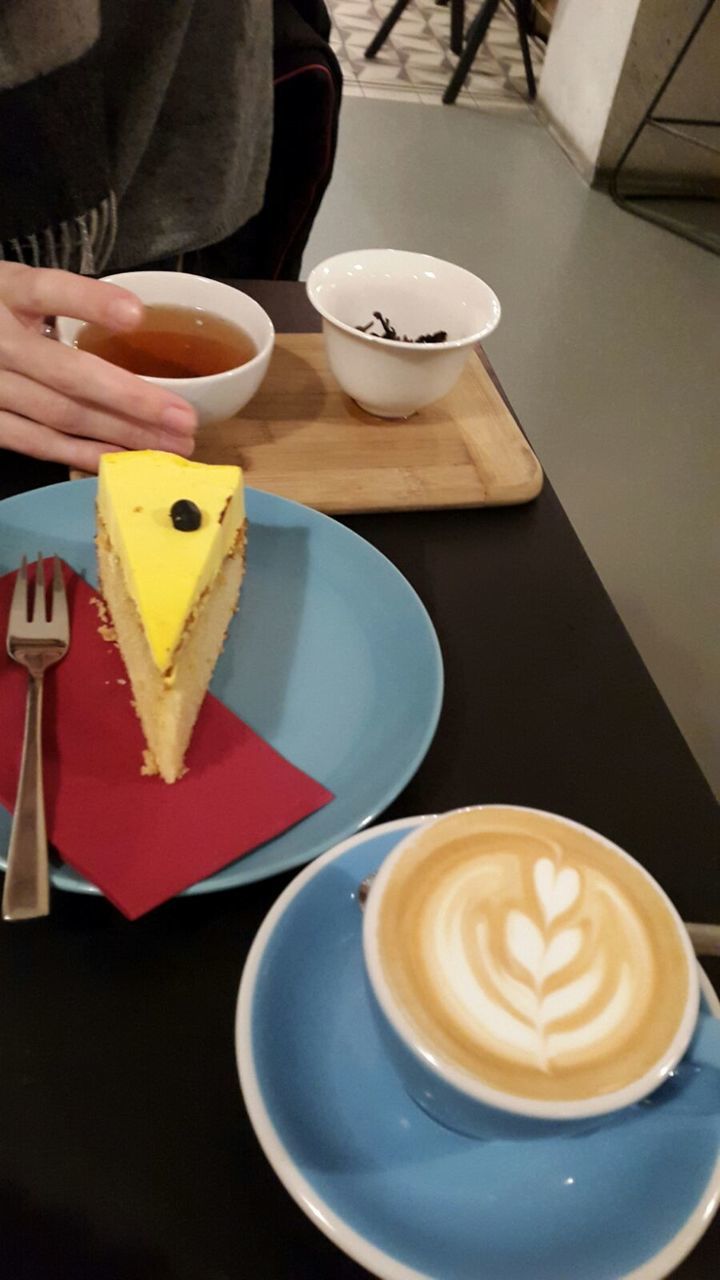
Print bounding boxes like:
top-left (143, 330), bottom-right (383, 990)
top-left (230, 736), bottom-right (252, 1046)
top-left (2, 673), bottom-right (49, 921)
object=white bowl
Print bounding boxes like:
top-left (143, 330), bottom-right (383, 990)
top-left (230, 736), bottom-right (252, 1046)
top-left (306, 249), bottom-right (501, 418)
top-left (56, 271), bottom-right (274, 427)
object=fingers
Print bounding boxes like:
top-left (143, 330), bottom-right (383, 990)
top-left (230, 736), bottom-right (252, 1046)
top-left (0, 262), bottom-right (144, 330)
top-left (0, 264), bottom-right (199, 443)
top-left (0, 321), bottom-right (198, 432)
top-left (0, 371), bottom-right (195, 455)
top-left (0, 410), bottom-right (125, 472)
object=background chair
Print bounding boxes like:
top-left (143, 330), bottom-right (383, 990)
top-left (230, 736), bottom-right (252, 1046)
top-left (364, 0), bottom-right (536, 104)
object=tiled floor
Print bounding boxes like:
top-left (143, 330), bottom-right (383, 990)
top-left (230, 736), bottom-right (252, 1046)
top-left (328, 0), bottom-right (545, 112)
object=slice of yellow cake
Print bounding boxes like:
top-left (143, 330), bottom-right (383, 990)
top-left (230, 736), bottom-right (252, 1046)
top-left (96, 450), bottom-right (247, 783)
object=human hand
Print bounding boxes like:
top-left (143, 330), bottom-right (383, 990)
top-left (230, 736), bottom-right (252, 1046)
top-left (0, 263), bottom-right (198, 471)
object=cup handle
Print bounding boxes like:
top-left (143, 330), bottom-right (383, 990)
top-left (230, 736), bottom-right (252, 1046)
top-left (687, 1013), bottom-right (720, 1068)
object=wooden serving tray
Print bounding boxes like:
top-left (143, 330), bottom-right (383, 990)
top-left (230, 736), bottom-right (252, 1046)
top-left (73, 334), bottom-right (542, 512)
top-left (193, 334), bottom-right (542, 513)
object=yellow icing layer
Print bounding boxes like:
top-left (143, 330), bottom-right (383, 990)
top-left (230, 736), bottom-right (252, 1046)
top-left (97, 451), bottom-right (245, 671)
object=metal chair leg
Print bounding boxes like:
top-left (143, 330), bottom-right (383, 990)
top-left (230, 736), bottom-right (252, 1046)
top-left (450, 0), bottom-right (466, 57)
top-left (365, 0), bottom-right (414, 59)
top-left (443, 0), bottom-right (501, 103)
top-left (514, 0), bottom-right (537, 100)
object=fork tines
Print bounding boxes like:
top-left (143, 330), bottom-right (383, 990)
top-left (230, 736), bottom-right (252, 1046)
top-left (8, 555), bottom-right (69, 636)
top-left (33, 553), bottom-right (45, 623)
top-left (51, 557), bottom-right (69, 633)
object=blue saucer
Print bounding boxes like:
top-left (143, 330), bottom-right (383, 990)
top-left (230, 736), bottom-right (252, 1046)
top-left (0, 482), bottom-right (442, 896)
top-left (237, 818), bottom-right (720, 1280)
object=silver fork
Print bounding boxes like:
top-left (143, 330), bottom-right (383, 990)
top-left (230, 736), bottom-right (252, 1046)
top-left (3, 556), bottom-right (69, 921)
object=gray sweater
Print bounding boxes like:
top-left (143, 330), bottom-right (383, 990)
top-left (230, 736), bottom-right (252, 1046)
top-left (0, 0), bottom-right (273, 272)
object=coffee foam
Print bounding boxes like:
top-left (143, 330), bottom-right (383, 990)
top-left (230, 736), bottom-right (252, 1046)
top-left (375, 809), bottom-right (692, 1103)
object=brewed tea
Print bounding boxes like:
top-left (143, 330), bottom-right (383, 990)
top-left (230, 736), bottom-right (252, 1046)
top-left (76, 304), bottom-right (256, 378)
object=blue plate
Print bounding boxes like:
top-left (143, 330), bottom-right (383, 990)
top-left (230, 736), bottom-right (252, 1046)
top-left (0, 482), bottom-right (442, 895)
top-left (237, 818), bottom-right (720, 1280)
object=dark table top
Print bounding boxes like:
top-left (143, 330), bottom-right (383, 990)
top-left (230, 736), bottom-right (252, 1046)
top-left (0, 281), bottom-right (718, 1280)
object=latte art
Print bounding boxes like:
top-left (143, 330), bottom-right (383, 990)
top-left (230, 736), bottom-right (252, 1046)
top-left (374, 809), bottom-right (692, 1103)
top-left (427, 847), bottom-right (651, 1075)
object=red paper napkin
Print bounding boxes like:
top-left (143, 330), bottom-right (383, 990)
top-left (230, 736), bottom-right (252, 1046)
top-left (0, 561), bottom-right (333, 918)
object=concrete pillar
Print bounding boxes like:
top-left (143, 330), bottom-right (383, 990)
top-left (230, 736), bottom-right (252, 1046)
top-left (539, 0), bottom-right (720, 191)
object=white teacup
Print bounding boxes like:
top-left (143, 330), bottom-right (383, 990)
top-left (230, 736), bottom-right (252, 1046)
top-left (363, 805), bottom-right (720, 1136)
top-left (56, 271), bottom-right (274, 427)
top-left (306, 249), bottom-right (501, 418)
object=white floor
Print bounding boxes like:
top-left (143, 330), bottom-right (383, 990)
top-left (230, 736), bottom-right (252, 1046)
top-left (303, 99), bottom-right (720, 795)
